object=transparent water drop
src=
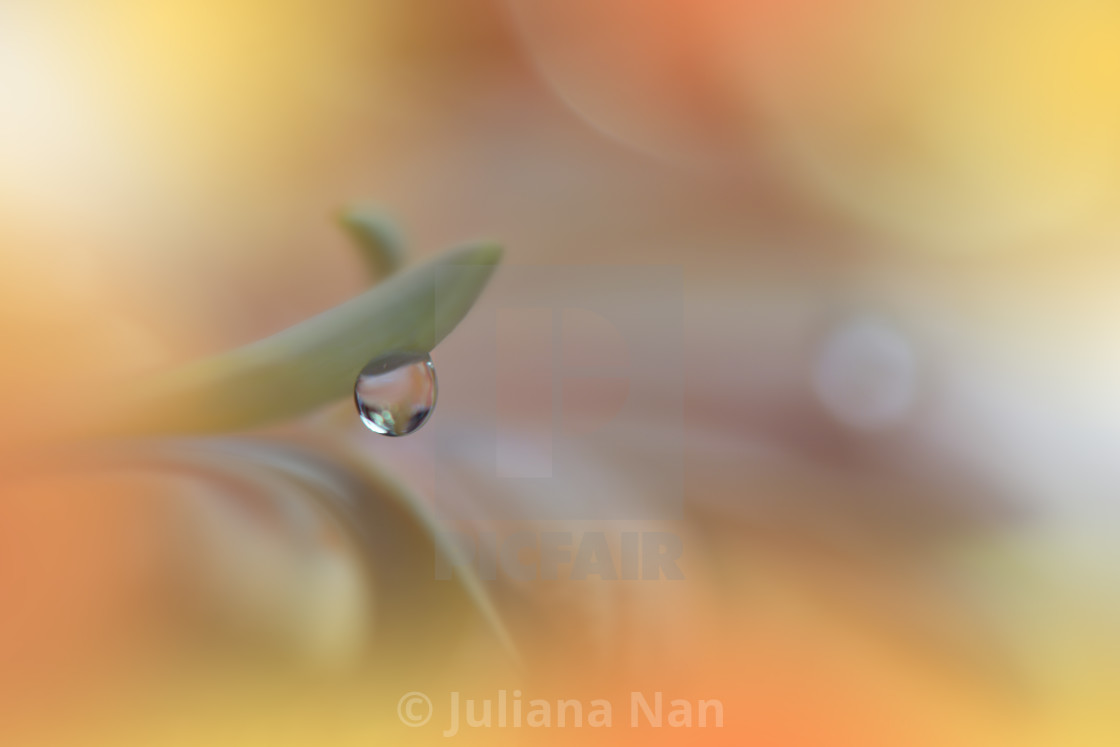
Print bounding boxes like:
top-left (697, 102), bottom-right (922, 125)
top-left (353, 352), bottom-right (437, 436)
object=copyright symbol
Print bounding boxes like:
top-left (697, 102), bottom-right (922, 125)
top-left (397, 691), bottom-right (433, 727)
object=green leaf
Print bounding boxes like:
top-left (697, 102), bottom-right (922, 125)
top-left (105, 435), bottom-right (521, 666)
top-left (338, 205), bottom-right (406, 279)
top-left (93, 242), bottom-right (502, 437)
top-left (320, 435), bottom-right (523, 665)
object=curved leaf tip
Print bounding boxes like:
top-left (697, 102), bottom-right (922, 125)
top-left (338, 206), bottom-right (407, 279)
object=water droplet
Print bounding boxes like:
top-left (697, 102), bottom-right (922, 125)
top-left (353, 352), bottom-right (437, 436)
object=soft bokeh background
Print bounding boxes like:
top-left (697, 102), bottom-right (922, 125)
top-left (3, 1), bottom-right (1120, 744)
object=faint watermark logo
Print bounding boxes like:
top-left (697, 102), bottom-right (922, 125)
top-left (398, 691), bottom-right (434, 727)
top-left (435, 529), bottom-right (683, 581)
top-left (397, 689), bottom-right (724, 736)
top-left (433, 265), bottom-right (683, 520)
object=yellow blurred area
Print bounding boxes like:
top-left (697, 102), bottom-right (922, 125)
top-left (0, 0), bottom-right (390, 212)
top-left (729, 0), bottom-right (1120, 250)
top-left (515, 0), bottom-right (1120, 251)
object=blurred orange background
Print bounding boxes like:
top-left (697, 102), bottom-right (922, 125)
top-left (3, 1), bottom-right (1120, 745)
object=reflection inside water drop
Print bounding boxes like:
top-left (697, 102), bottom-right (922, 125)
top-left (353, 352), bottom-right (437, 436)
